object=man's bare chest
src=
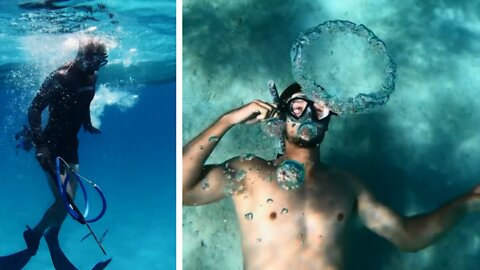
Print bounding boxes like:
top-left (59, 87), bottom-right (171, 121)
top-left (235, 179), bottom-right (357, 242)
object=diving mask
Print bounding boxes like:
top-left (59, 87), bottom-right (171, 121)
top-left (285, 95), bottom-right (330, 121)
top-left (86, 52), bottom-right (108, 67)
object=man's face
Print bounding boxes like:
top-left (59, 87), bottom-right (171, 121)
top-left (80, 52), bottom-right (108, 75)
top-left (283, 93), bottom-right (332, 148)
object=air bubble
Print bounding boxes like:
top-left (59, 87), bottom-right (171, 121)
top-left (276, 160), bottom-right (305, 190)
top-left (261, 119), bottom-right (285, 138)
top-left (208, 136), bottom-right (219, 142)
top-left (201, 179), bottom-right (210, 190)
top-left (291, 20), bottom-right (396, 114)
top-left (234, 169), bottom-right (246, 182)
top-left (240, 154), bottom-right (255, 161)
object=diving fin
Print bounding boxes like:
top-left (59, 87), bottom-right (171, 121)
top-left (45, 227), bottom-right (112, 270)
top-left (0, 249), bottom-right (34, 270)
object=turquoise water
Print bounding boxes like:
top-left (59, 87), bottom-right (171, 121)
top-left (0, 1), bottom-right (176, 269)
top-left (183, 0), bottom-right (480, 269)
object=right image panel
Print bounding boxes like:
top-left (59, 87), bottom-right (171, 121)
top-left (182, 1), bottom-right (480, 270)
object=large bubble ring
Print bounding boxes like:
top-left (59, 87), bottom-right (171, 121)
top-left (291, 20), bottom-right (397, 114)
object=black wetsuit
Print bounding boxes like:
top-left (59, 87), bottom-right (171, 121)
top-left (1, 62), bottom-right (110, 270)
top-left (28, 70), bottom-right (95, 164)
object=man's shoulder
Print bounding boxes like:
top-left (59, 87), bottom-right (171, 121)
top-left (56, 61), bottom-right (74, 75)
top-left (326, 166), bottom-right (354, 178)
top-left (323, 166), bottom-right (364, 189)
top-left (39, 70), bottom-right (66, 91)
top-left (331, 168), bottom-right (367, 195)
top-left (51, 67), bottom-right (68, 82)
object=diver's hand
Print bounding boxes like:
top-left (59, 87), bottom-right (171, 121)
top-left (84, 125), bottom-right (101, 134)
top-left (35, 145), bottom-right (51, 170)
top-left (224, 100), bottom-right (278, 125)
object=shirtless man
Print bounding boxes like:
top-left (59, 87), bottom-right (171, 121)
top-left (0, 37), bottom-right (111, 270)
top-left (183, 82), bottom-right (480, 270)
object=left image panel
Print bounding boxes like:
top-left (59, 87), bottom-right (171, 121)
top-left (0, 1), bottom-right (176, 269)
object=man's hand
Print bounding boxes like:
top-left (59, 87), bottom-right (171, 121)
top-left (35, 145), bottom-right (51, 170)
top-left (224, 100), bottom-right (278, 125)
top-left (84, 125), bottom-right (101, 134)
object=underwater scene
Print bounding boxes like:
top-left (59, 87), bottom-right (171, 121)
top-left (0, 0), bottom-right (175, 269)
top-left (183, 0), bottom-right (480, 269)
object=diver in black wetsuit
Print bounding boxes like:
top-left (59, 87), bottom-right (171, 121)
top-left (0, 37), bottom-right (111, 270)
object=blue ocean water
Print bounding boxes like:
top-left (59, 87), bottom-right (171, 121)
top-left (0, 1), bottom-right (175, 269)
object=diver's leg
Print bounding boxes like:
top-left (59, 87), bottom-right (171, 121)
top-left (28, 167), bottom-right (78, 254)
top-left (31, 200), bottom-right (68, 232)
top-left (43, 164), bottom-right (83, 270)
top-left (33, 167), bottom-right (79, 232)
top-left (44, 226), bottom-right (78, 270)
top-left (0, 249), bottom-right (35, 269)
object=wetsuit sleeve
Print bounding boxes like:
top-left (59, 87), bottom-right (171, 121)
top-left (28, 74), bottom-right (57, 146)
top-left (81, 91), bottom-right (96, 129)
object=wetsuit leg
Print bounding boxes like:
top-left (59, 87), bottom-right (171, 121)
top-left (32, 160), bottom-right (78, 234)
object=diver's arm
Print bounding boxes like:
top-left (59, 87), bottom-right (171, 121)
top-left (182, 100), bottom-right (277, 205)
top-left (28, 74), bottom-right (57, 146)
top-left (82, 90), bottom-right (100, 134)
top-left (182, 114), bottom-right (235, 205)
top-left (356, 180), bottom-right (480, 252)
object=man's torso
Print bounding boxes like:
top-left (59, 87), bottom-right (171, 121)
top-left (44, 64), bottom-right (95, 142)
top-left (229, 157), bottom-right (357, 270)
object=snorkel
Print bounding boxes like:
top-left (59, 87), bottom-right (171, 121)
top-left (268, 80), bottom-right (281, 104)
top-left (267, 81), bottom-right (286, 157)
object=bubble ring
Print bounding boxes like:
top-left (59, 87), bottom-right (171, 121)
top-left (291, 20), bottom-right (397, 114)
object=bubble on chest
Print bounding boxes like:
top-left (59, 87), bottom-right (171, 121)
top-left (276, 160), bottom-right (305, 190)
top-left (297, 122), bottom-right (319, 140)
top-left (223, 167), bottom-right (247, 196)
top-left (244, 212), bottom-right (254, 220)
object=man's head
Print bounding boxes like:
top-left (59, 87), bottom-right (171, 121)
top-left (279, 82), bottom-right (333, 148)
top-left (76, 38), bottom-right (108, 75)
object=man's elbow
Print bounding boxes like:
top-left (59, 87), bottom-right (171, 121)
top-left (182, 186), bottom-right (196, 206)
top-left (394, 233), bottom-right (428, 253)
top-left (182, 199), bottom-right (195, 206)
top-left (27, 106), bottom-right (36, 119)
top-left (183, 196), bottom-right (201, 206)
top-left (397, 242), bottom-right (424, 253)
top-left (182, 194), bottom-right (192, 206)
top-left (27, 106), bottom-right (42, 122)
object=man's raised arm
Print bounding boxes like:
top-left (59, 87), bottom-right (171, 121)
top-left (182, 100), bottom-right (277, 205)
top-left (354, 178), bottom-right (480, 252)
